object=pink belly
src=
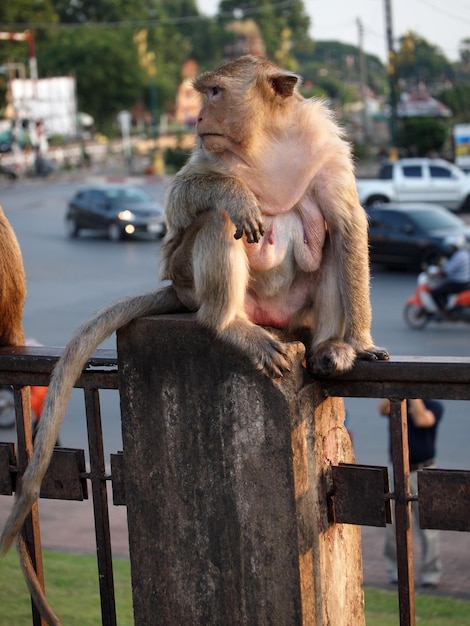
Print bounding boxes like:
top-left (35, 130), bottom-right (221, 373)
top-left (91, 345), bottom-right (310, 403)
top-left (245, 280), bottom-right (312, 328)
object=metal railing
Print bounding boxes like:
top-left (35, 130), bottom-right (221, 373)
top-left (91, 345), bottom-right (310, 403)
top-left (0, 347), bottom-right (469, 626)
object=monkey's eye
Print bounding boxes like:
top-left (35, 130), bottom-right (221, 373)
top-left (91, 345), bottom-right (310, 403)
top-left (209, 86), bottom-right (222, 98)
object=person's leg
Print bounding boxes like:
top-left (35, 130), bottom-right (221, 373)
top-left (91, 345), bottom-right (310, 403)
top-left (412, 468), bottom-right (442, 586)
top-left (431, 283), bottom-right (453, 311)
top-left (432, 282), bottom-right (466, 311)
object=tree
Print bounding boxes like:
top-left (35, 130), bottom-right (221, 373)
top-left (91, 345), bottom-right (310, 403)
top-left (439, 85), bottom-right (470, 123)
top-left (296, 41), bottom-right (387, 99)
top-left (15, 1), bottom-right (214, 128)
top-left (397, 118), bottom-right (448, 156)
top-left (394, 31), bottom-right (451, 89)
top-left (0, 0), bottom-right (58, 66)
top-left (39, 27), bottom-right (147, 127)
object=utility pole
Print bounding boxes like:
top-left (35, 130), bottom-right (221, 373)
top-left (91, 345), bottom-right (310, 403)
top-left (384, 0), bottom-right (399, 159)
top-left (357, 18), bottom-right (370, 156)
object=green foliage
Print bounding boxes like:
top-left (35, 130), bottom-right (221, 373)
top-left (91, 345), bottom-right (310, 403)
top-left (394, 31), bottom-right (452, 88)
top-left (0, 1), bottom-right (58, 66)
top-left (0, 0), bottom-right (57, 28)
top-left (164, 146), bottom-right (191, 173)
top-left (397, 117), bottom-right (448, 156)
top-left (0, 0), bottom-right (469, 138)
top-left (439, 85), bottom-right (470, 123)
top-left (296, 41), bottom-right (387, 99)
top-left (38, 27), bottom-right (147, 126)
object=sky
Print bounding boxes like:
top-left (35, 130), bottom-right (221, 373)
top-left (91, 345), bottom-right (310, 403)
top-left (197, 0), bottom-right (470, 63)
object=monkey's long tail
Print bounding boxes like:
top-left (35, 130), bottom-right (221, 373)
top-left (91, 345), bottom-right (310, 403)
top-left (0, 285), bottom-right (183, 555)
top-left (17, 534), bottom-right (61, 626)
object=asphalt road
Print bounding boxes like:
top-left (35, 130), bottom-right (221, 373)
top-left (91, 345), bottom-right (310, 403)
top-left (0, 174), bottom-right (469, 472)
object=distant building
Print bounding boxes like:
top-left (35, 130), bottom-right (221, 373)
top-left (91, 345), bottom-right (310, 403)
top-left (397, 91), bottom-right (452, 118)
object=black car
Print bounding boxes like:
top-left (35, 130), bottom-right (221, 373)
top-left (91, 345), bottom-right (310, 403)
top-left (367, 202), bottom-right (470, 269)
top-left (65, 184), bottom-right (166, 241)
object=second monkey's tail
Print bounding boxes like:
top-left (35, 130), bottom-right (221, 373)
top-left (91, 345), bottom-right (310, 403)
top-left (0, 285), bottom-right (183, 555)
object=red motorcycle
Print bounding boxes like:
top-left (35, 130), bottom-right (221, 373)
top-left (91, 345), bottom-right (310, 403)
top-left (404, 267), bottom-right (470, 329)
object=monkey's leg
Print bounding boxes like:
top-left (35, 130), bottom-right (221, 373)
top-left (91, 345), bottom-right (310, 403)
top-left (305, 243), bottom-right (356, 375)
top-left (192, 212), bottom-right (290, 378)
top-left (306, 242), bottom-right (388, 375)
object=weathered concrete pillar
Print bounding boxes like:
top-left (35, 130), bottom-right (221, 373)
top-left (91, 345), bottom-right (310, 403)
top-left (117, 315), bottom-right (364, 625)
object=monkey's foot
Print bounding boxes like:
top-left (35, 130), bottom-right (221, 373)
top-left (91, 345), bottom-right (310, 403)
top-left (249, 332), bottom-right (292, 378)
top-left (307, 340), bottom-right (357, 376)
top-left (308, 341), bottom-right (390, 376)
top-left (221, 322), bottom-right (291, 378)
top-left (356, 345), bottom-right (390, 362)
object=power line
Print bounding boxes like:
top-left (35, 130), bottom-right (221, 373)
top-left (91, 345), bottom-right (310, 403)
top-left (416, 0), bottom-right (470, 25)
top-left (0, 1), bottom-right (296, 31)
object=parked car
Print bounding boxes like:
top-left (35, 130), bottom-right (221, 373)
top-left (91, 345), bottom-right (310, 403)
top-left (367, 202), bottom-right (470, 269)
top-left (65, 184), bottom-right (166, 241)
top-left (356, 158), bottom-right (470, 211)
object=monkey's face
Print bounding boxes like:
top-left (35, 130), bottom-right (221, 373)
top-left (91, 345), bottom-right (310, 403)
top-left (195, 79), bottom-right (249, 155)
top-left (193, 57), bottom-right (301, 159)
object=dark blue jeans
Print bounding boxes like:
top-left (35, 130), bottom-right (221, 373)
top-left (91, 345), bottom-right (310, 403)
top-left (431, 281), bottom-right (470, 310)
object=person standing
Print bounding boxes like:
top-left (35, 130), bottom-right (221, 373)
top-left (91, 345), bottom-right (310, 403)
top-left (378, 398), bottom-right (444, 588)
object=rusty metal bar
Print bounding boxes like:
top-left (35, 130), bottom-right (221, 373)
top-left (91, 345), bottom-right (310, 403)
top-left (389, 398), bottom-right (415, 626)
top-left (14, 385), bottom-right (47, 626)
top-left (84, 387), bottom-right (117, 626)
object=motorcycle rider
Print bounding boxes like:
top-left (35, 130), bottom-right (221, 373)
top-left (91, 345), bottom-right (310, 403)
top-left (431, 234), bottom-right (470, 315)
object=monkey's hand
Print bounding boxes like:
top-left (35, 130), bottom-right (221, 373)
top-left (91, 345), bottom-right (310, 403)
top-left (228, 200), bottom-right (265, 244)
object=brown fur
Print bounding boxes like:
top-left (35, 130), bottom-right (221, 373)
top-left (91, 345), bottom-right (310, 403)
top-left (0, 56), bottom-right (388, 624)
top-left (0, 205), bottom-right (26, 346)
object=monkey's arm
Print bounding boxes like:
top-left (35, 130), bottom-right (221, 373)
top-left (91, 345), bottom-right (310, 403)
top-left (165, 156), bottom-right (264, 244)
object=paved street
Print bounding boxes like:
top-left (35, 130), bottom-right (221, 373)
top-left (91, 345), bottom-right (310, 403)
top-left (0, 171), bottom-right (469, 602)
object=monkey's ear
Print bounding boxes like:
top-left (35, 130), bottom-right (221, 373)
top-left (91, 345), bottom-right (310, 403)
top-left (270, 74), bottom-right (298, 98)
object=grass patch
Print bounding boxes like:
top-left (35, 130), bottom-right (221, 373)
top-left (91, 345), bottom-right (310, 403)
top-left (1, 550), bottom-right (470, 624)
top-left (0, 549), bottom-right (133, 625)
top-left (364, 587), bottom-right (470, 625)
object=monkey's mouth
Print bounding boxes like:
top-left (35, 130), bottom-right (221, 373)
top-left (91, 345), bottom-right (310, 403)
top-left (199, 133), bottom-right (224, 139)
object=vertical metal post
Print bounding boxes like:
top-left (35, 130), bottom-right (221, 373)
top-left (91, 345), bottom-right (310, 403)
top-left (390, 398), bottom-right (415, 626)
top-left (384, 0), bottom-right (399, 159)
top-left (84, 388), bottom-right (117, 626)
top-left (14, 386), bottom-right (47, 626)
top-left (357, 18), bottom-right (370, 155)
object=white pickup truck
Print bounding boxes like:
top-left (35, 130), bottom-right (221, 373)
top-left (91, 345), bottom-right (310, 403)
top-left (356, 158), bottom-right (470, 212)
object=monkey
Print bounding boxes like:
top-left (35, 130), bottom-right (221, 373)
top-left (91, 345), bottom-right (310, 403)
top-left (162, 55), bottom-right (388, 375)
top-left (0, 205), bottom-right (26, 347)
top-left (0, 205), bottom-right (64, 625)
top-left (0, 207), bottom-right (60, 621)
top-left (0, 56), bottom-right (388, 624)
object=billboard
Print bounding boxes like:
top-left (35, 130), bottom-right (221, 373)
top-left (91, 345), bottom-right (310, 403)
top-left (454, 124), bottom-right (470, 169)
top-left (10, 76), bottom-right (77, 137)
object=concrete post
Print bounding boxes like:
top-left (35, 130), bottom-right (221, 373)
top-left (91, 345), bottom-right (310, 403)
top-left (117, 315), bottom-right (364, 625)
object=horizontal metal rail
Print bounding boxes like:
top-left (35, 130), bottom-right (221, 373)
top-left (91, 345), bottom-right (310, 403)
top-left (1, 349), bottom-right (469, 626)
